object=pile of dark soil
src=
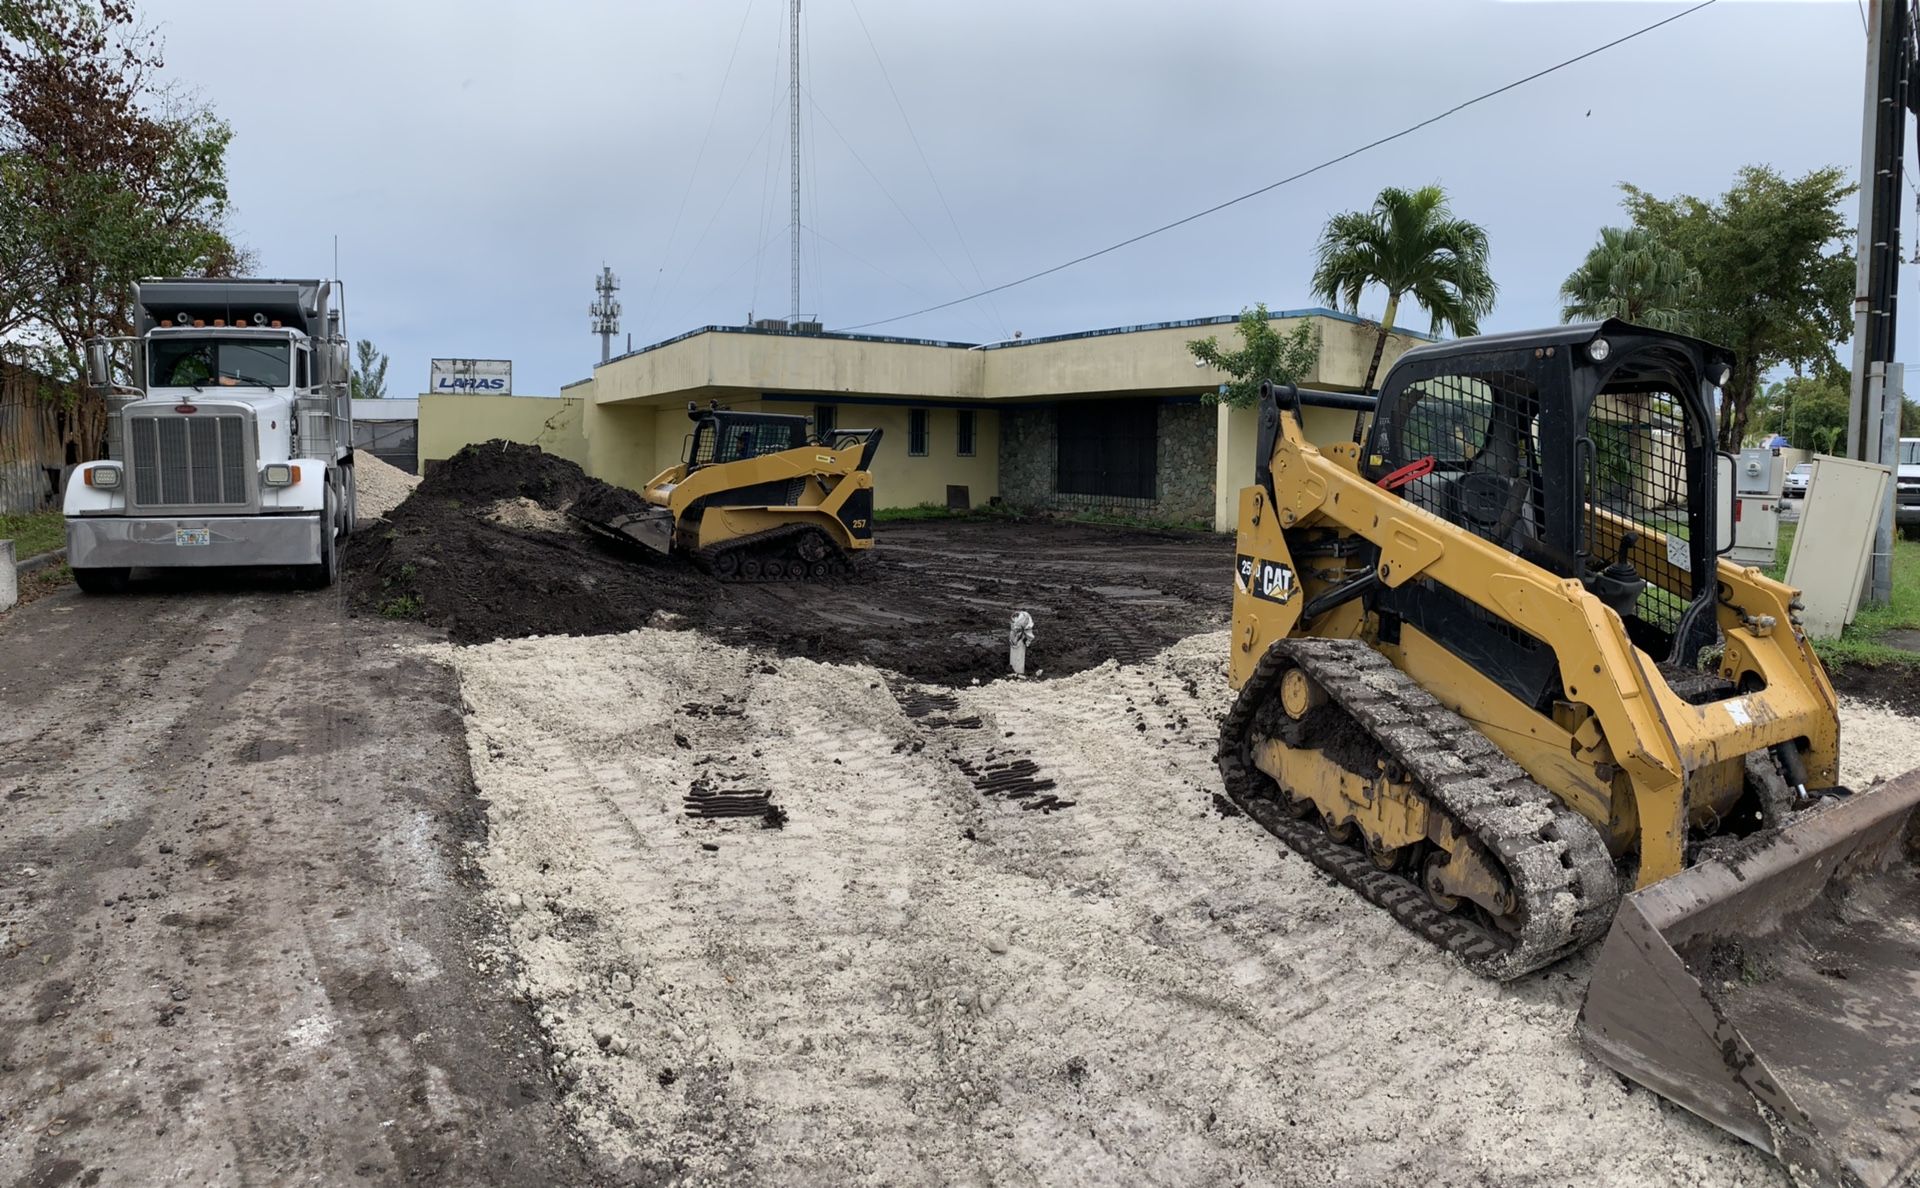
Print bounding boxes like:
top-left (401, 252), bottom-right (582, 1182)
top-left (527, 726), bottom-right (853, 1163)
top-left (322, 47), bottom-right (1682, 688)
top-left (1829, 662), bottom-right (1920, 717)
top-left (345, 442), bottom-right (1233, 685)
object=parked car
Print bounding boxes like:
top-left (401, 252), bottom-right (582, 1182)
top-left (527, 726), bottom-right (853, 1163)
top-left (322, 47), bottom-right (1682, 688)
top-left (1899, 437), bottom-right (1919, 539)
top-left (1783, 462), bottom-right (1814, 499)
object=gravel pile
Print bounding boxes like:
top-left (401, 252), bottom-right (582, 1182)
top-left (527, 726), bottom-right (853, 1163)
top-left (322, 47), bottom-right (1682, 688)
top-left (352, 450), bottom-right (422, 519)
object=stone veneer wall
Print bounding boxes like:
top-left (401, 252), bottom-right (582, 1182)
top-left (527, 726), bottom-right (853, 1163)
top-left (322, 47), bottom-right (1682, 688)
top-left (996, 399), bottom-right (1216, 526)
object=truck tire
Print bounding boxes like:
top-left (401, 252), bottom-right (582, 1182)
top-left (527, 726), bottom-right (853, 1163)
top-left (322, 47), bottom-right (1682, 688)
top-left (299, 500), bottom-right (338, 590)
top-left (342, 465), bottom-right (358, 538)
top-left (72, 566), bottom-right (131, 595)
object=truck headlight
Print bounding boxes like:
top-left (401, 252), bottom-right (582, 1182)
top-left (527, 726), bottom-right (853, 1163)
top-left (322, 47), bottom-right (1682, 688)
top-left (261, 463), bottom-right (300, 487)
top-left (84, 464), bottom-right (121, 489)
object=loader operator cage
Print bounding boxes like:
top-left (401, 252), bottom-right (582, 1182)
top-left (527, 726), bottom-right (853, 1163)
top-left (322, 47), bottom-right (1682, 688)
top-left (685, 411), bottom-right (809, 469)
top-left (1365, 321), bottom-right (1728, 701)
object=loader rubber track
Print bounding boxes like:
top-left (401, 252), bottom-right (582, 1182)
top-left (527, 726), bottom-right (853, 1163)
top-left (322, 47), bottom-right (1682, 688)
top-left (1217, 637), bottom-right (1622, 980)
top-left (695, 523), bottom-right (870, 583)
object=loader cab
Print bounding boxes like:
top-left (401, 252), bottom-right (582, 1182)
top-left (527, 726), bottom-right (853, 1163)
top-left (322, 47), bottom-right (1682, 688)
top-left (1363, 320), bottom-right (1734, 709)
top-left (684, 409), bottom-right (809, 472)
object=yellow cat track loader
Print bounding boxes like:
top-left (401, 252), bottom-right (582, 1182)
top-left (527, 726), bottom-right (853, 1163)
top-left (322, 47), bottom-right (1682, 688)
top-left (582, 404), bottom-right (881, 580)
top-left (1218, 321), bottom-right (1920, 1187)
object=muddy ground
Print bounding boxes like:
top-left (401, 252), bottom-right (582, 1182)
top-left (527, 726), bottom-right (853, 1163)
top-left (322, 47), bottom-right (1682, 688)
top-left (344, 442), bottom-right (1234, 686)
top-left (0, 577), bottom-right (596, 1187)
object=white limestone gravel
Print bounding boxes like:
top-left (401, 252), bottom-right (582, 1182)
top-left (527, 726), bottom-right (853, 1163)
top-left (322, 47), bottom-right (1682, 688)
top-left (351, 449), bottom-right (421, 518)
top-left (437, 625), bottom-right (1920, 1187)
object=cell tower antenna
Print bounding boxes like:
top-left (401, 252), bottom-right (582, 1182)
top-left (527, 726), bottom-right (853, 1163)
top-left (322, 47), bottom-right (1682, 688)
top-left (591, 266), bottom-right (621, 364)
top-left (789, 0), bottom-right (802, 320)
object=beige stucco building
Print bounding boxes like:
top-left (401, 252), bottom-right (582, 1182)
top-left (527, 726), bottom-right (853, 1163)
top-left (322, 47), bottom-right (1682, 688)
top-left (418, 308), bottom-right (1428, 531)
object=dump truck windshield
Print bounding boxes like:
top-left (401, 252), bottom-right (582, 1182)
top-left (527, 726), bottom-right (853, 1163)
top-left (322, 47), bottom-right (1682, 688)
top-left (150, 337), bottom-right (291, 388)
top-left (1902, 438), bottom-right (1919, 466)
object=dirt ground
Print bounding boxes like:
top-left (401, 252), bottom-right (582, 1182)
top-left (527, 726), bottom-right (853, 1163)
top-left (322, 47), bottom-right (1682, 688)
top-left (0, 576), bottom-right (595, 1187)
top-left (452, 626), bottom-right (1920, 1188)
top-left (7, 481), bottom-right (1920, 1187)
top-left (344, 442), bottom-right (1233, 685)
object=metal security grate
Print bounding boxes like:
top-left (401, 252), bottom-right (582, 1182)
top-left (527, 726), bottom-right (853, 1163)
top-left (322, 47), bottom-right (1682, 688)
top-left (1587, 392), bottom-right (1694, 629)
top-left (130, 413), bottom-right (249, 507)
top-left (1378, 370), bottom-right (1541, 550)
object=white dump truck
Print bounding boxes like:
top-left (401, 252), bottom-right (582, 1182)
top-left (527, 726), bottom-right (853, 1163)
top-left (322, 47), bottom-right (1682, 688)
top-left (64, 277), bottom-right (355, 592)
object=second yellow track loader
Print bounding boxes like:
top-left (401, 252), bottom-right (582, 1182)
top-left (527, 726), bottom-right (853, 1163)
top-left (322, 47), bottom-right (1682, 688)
top-left (584, 404), bottom-right (881, 580)
top-left (1218, 321), bottom-right (1920, 1187)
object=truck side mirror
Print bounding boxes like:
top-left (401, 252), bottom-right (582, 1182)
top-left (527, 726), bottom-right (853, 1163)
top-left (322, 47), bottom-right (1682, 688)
top-left (85, 339), bottom-right (112, 390)
top-left (1715, 451), bottom-right (1736, 555)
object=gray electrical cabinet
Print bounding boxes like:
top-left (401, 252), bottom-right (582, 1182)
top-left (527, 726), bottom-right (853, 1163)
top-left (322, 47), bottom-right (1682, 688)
top-left (1730, 447), bottom-right (1784, 567)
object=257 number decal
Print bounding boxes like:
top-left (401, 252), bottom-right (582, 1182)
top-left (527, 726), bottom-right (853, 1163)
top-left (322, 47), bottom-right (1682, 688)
top-left (1236, 554), bottom-right (1297, 604)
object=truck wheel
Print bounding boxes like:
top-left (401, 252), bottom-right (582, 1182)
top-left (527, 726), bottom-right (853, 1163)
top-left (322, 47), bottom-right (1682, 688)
top-left (72, 566), bottom-right (131, 595)
top-left (343, 466), bottom-right (358, 537)
top-left (300, 499), bottom-right (338, 590)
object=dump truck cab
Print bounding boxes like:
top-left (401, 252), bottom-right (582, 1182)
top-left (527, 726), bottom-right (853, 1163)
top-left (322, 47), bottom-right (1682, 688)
top-left (63, 278), bottom-right (354, 592)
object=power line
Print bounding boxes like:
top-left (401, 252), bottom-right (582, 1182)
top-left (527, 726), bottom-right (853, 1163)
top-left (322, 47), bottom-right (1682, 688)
top-left (834, 0), bottom-right (1720, 333)
top-left (805, 87), bottom-right (995, 321)
top-left (844, 0), bottom-right (1008, 338)
top-left (639, 0), bottom-right (762, 341)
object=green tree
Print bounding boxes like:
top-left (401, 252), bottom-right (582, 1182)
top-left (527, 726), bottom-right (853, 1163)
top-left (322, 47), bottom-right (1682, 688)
top-left (1559, 225), bottom-right (1699, 331)
top-left (0, 0), bottom-right (247, 412)
top-left (1186, 304), bottom-right (1321, 409)
top-left (1310, 184), bottom-right (1496, 393)
top-left (1614, 166), bottom-right (1855, 450)
top-left (351, 338), bottom-right (388, 399)
top-left (1750, 372), bottom-right (1849, 451)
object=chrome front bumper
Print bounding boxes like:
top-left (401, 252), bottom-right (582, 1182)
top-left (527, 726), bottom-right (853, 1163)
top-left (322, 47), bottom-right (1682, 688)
top-left (66, 514), bottom-right (321, 569)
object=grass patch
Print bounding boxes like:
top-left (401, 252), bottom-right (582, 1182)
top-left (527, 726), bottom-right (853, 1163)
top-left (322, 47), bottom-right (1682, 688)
top-left (875, 502), bottom-right (1025, 524)
top-left (0, 510), bottom-right (64, 560)
top-left (379, 593), bottom-right (422, 619)
top-left (1766, 520), bottom-right (1920, 667)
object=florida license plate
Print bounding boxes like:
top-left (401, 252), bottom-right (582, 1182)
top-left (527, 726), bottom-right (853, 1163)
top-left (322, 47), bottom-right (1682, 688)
top-left (174, 528), bottom-right (211, 546)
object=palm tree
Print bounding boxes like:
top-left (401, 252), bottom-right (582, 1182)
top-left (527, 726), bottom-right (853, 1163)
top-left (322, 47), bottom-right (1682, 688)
top-left (1559, 226), bottom-right (1699, 331)
top-left (1311, 184), bottom-right (1496, 393)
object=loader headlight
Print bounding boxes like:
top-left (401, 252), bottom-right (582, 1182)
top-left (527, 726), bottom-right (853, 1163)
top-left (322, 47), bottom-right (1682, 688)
top-left (84, 464), bottom-right (121, 489)
top-left (261, 463), bottom-right (300, 487)
top-left (1586, 337), bottom-right (1611, 362)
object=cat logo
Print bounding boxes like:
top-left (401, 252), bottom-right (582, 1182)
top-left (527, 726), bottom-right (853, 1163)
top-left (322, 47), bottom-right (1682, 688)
top-left (1236, 554), bottom-right (1297, 604)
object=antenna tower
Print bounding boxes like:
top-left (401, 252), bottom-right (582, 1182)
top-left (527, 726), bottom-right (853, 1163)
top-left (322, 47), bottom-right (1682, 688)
top-left (789, 0), bottom-right (802, 319)
top-left (591, 266), bottom-right (621, 363)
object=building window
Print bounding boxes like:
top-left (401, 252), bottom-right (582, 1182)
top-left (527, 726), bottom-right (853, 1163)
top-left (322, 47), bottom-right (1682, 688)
top-left (1056, 399), bottom-right (1157, 499)
top-left (909, 408), bottom-right (929, 456)
top-left (814, 404), bottom-right (836, 441)
top-left (956, 410), bottom-right (976, 457)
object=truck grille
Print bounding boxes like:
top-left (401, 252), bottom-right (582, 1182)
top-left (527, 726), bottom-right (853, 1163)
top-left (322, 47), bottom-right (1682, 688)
top-left (129, 414), bottom-right (249, 507)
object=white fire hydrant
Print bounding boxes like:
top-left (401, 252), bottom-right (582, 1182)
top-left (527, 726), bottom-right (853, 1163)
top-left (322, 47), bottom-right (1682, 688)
top-left (1009, 610), bottom-right (1035, 676)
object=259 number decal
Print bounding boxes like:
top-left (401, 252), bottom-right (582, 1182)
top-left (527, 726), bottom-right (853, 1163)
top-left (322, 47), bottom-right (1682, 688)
top-left (1236, 554), bottom-right (1297, 604)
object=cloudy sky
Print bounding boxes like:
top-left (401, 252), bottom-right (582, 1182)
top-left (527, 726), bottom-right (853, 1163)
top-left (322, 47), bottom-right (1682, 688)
top-left (150, 0), bottom-right (1878, 396)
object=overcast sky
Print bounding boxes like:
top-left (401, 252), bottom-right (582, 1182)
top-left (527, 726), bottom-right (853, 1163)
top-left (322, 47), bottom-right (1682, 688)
top-left (148, 0), bottom-right (1878, 396)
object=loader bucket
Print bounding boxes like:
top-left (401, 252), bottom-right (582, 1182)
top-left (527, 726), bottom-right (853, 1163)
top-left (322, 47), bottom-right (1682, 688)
top-left (579, 508), bottom-right (675, 556)
top-left (1580, 768), bottom-right (1920, 1188)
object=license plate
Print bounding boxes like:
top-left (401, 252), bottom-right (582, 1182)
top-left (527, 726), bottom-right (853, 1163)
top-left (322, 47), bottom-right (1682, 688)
top-left (175, 528), bottom-right (211, 547)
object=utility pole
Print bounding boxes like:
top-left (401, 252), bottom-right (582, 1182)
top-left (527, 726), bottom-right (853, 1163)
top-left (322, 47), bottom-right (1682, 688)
top-left (591, 267), bottom-right (621, 365)
top-left (789, 0), bottom-right (803, 320)
top-left (1846, 0), bottom-right (1916, 606)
